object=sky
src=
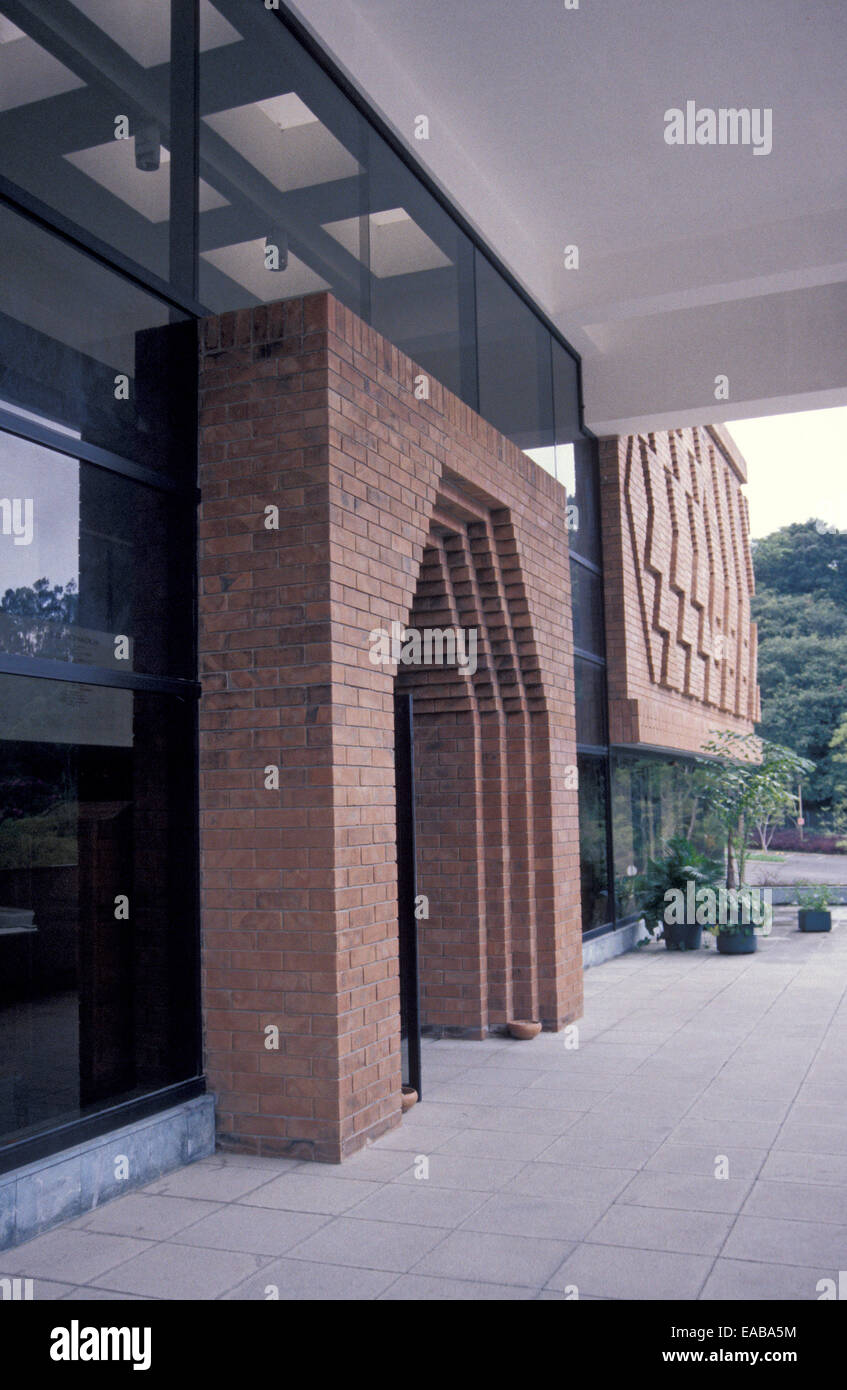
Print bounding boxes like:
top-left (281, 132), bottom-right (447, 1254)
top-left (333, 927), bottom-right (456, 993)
top-left (726, 407), bottom-right (847, 540)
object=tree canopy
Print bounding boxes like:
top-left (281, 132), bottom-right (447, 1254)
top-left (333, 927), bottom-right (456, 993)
top-left (752, 521), bottom-right (847, 820)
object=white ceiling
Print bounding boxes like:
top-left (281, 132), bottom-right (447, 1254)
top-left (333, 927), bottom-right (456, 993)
top-left (285, 0), bottom-right (847, 435)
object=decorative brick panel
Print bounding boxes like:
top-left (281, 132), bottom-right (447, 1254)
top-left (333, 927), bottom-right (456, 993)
top-left (198, 293), bottom-right (582, 1163)
top-left (599, 425), bottom-right (760, 755)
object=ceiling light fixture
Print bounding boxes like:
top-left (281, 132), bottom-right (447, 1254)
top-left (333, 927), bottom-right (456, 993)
top-left (134, 120), bottom-right (161, 172)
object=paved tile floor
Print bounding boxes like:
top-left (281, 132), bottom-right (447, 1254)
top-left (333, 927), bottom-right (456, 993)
top-left (5, 908), bottom-right (847, 1300)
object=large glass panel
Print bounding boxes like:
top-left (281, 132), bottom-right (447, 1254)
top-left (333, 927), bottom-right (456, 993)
top-left (0, 433), bottom-right (194, 677)
top-left (574, 656), bottom-right (607, 747)
top-left (475, 251), bottom-right (554, 454)
top-left (611, 752), bottom-right (724, 919)
top-left (0, 674), bottom-right (198, 1152)
top-left (0, 201), bottom-right (195, 475)
top-left (577, 754), bottom-right (610, 932)
top-left (0, 0), bottom-right (216, 288)
top-left (559, 439), bottom-right (602, 565)
top-left (198, 0), bottom-right (368, 317)
top-left (570, 558), bottom-right (605, 657)
top-left (366, 129), bottom-right (476, 403)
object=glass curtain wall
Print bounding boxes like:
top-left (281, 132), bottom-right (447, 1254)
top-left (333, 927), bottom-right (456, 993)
top-left (0, 202), bottom-right (200, 1166)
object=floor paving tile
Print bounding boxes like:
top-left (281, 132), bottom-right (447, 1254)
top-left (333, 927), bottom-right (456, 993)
top-left (2, 1230), bottom-right (153, 1284)
top-left (93, 1242), bottom-right (270, 1299)
top-left (546, 1243), bottom-right (712, 1300)
top-left (411, 1229), bottom-right (575, 1287)
top-left (239, 1172), bottom-right (381, 1215)
top-left (170, 1204), bottom-right (328, 1256)
top-left (587, 1202), bottom-right (734, 1255)
top-left (722, 1214), bottom-right (847, 1269)
top-left (507, 1162), bottom-right (637, 1204)
top-left (282, 1217), bottom-right (445, 1272)
top-left (700, 1258), bottom-right (823, 1300)
top-left (379, 1273), bottom-right (536, 1300)
top-left (143, 1161), bottom-right (288, 1202)
top-left (71, 1194), bottom-right (221, 1241)
top-left (223, 1258), bottom-right (397, 1301)
top-left (617, 1170), bottom-right (753, 1214)
top-left (460, 1191), bottom-right (611, 1242)
top-left (742, 1179), bottom-right (847, 1224)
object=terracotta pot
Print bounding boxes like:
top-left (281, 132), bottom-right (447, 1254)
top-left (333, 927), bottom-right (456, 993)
top-left (401, 1085), bottom-right (418, 1112)
top-left (508, 1020), bottom-right (542, 1040)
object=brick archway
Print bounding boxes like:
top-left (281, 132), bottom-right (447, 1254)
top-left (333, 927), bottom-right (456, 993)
top-left (397, 481), bottom-right (569, 1039)
top-left (198, 293), bottom-right (582, 1162)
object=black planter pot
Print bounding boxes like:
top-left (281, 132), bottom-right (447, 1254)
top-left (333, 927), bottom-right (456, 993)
top-left (799, 909), bottom-right (832, 933)
top-left (663, 922), bottom-right (703, 951)
top-left (716, 930), bottom-right (758, 955)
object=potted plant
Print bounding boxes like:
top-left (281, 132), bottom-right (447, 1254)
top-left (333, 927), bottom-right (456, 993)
top-left (796, 882), bottom-right (835, 932)
top-left (636, 835), bottom-right (724, 951)
top-left (713, 923), bottom-right (758, 954)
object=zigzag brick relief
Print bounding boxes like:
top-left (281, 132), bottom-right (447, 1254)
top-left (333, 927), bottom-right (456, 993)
top-left (599, 425), bottom-right (760, 756)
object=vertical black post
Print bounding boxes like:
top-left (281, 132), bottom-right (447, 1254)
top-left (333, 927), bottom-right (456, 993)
top-left (169, 0), bottom-right (199, 300)
top-left (394, 691), bottom-right (421, 1098)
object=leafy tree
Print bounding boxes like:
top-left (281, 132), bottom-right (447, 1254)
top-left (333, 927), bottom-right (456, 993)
top-left (752, 521), bottom-right (847, 606)
top-left (753, 523), bottom-right (847, 820)
top-left (699, 731), bottom-right (814, 887)
top-left (0, 577), bottom-right (78, 659)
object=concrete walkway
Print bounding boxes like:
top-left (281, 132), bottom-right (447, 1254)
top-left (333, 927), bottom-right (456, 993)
top-left (5, 908), bottom-right (847, 1301)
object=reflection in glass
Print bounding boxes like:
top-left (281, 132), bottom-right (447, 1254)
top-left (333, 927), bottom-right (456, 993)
top-left (611, 753), bottom-right (724, 919)
top-left (475, 251), bottom-right (554, 453)
top-left (570, 560), bottom-right (605, 657)
top-left (0, 675), bottom-right (198, 1151)
top-left (0, 433), bottom-right (193, 677)
top-left (574, 657), bottom-right (607, 747)
top-left (577, 754), bottom-right (610, 932)
top-left (0, 202), bottom-right (195, 475)
top-left (0, 0), bottom-right (191, 284)
top-left (198, 5), bottom-right (368, 316)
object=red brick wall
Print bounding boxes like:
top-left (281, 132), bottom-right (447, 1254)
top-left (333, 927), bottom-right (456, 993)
top-left (198, 293), bottom-right (581, 1162)
top-left (599, 426), bottom-right (760, 754)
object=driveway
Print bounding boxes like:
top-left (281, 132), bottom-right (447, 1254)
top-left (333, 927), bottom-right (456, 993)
top-left (4, 908), bottom-right (847, 1300)
top-left (747, 851), bottom-right (847, 886)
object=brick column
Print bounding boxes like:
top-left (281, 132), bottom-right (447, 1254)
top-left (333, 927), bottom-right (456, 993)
top-left (198, 293), bottom-right (582, 1163)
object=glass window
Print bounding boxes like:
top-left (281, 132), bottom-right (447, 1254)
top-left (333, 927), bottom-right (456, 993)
top-left (198, 2), bottom-right (369, 317)
top-left (0, 433), bottom-right (194, 678)
top-left (574, 656), bottom-right (607, 747)
top-left (552, 339), bottom-right (581, 446)
top-left (0, 0), bottom-right (217, 288)
top-left (611, 753), bottom-right (724, 919)
top-left (0, 201), bottom-right (195, 475)
top-left (366, 129), bottom-right (476, 403)
top-left (570, 559), bottom-right (605, 657)
top-left (577, 754), bottom-right (611, 932)
top-left (475, 251), bottom-right (554, 454)
top-left (0, 674), bottom-right (198, 1151)
top-left (556, 438), bottom-right (601, 566)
